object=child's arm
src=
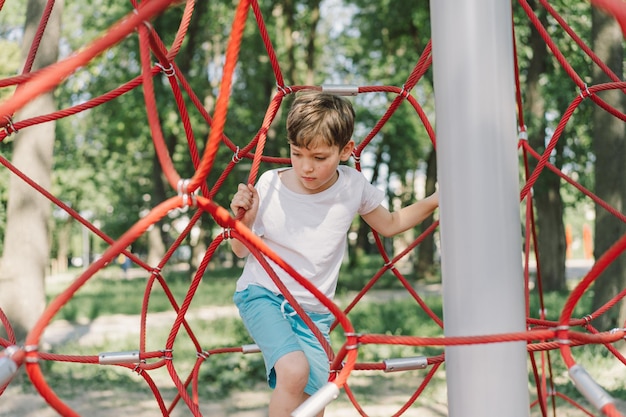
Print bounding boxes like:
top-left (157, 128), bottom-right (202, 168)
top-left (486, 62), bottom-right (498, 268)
top-left (361, 190), bottom-right (439, 238)
top-left (229, 183), bottom-right (259, 258)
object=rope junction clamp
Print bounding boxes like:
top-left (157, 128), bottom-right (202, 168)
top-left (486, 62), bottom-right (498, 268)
top-left (569, 364), bottom-right (614, 411)
top-left (0, 346), bottom-right (20, 386)
top-left (341, 332), bottom-right (361, 351)
top-left (197, 351), bottom-right (210, 360)
top-left (579, 83), bottom-right (592, 99)
top-left (383, 356), bottom-right (428, 372)
top-left (399, 84), bottom-right (411, 99)
top-left (23, 344), bottom-right (39, 363)
top-left (291, 382), bottom-right (340, 417)
top-left (276, 84), bottom-right (293, 95)
top-left (242, 344), bottom-right (261, 354)
top-left (553, 324), bottom-right (570, 345)
top-left (2, 116), bottom-right (17, 136)
top-left (232, 146), bottom-right (242, 163)
top-left (322, 85), bottom-right (358, 96)
top-left (161, 349), bottom-right (173, 360)
top-left (133, 364), bottom-right (144, 375)
top-left (518, 128), bottom-right (528, 141)
top-left (132, 8), bottom-right (153, 31)
top-left (177, 179), bottom-right (197, 208)
top-left (99, 350), bottom-right (141, 365)
top-left (155, 62), bottom-right (176, 77)
top-left (384, 261), bottom-right (397, 271)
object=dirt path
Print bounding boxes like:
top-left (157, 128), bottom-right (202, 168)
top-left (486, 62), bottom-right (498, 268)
top-left (3, 264), bottom-right (624, 417)
top-left (2, 284), bottom-right (451, 417)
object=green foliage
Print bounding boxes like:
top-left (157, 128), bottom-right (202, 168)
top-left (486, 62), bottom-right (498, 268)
top-left (2, 1), bottom-right (624, 411)
top-left (0, 40), bottom-right (21, 102)
top-left (0, 0), bottom-right (24, 252)
top-left (337, 255), bottom-right (413, 292)
top-left (29, 264), bottom-right (626, 405)
top-left (47, 266), bottom-right (241, 322)
top-left (39, 315), bottom-right (262, 399)
top-left (512, 0), bottom-right (595, 203)
top-left (339, 296), bottom-right (443, 362)
top-left (199, 354), bottom-right (266, 397)
top-left (528, 285), bottom-right (593, 322)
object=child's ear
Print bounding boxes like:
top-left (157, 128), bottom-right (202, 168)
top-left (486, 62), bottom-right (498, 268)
top-left (339, 140), bottom-right (355, 161)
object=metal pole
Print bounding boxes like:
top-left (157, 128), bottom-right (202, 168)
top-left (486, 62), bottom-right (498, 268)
top-left (429, 1), bottom-right (530, 416)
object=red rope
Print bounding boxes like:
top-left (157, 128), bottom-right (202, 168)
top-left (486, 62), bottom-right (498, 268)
top-left (591, 0), bottom-right (626, 36)
top-left (189, 0), bottom-right (251, 192)
top-left (0, 0), bottom-right (175, 121)
top-left (0, 0), bottom-right (625, 415)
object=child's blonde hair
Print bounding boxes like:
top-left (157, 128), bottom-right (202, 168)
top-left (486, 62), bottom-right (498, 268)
top-left (286, 91), bottom-right (355, 149)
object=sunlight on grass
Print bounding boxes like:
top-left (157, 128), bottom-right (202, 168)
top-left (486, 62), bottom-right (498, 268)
top-left (47, 266), bottom-right (240, 322)
top-left (39, 262), bottom-right (626, 413)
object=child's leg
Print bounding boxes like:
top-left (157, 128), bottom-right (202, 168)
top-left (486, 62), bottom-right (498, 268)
top-left (270, 350), bottom-right (325, 417)
top-left (269, 351), bottom-right (309, 417)
top-left (234, 287), bottom-right (329, 416)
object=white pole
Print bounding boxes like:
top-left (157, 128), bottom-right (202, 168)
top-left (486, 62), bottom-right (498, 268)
top-left (429, 1), bottom-right (530, 416)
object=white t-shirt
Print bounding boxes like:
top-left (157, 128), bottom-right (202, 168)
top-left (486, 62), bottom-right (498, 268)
top-left (235, 165), bottom-right (385, 313)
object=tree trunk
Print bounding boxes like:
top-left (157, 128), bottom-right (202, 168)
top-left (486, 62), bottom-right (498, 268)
top-left (590, 9), bottom-right (626, 330)
top-left (54, 217), bottom-right (73, 274)
top-left (146, 146), bottom-right (169, 267)
top-left (304, 0), bottom-right (321, 85)
top-left (280, 0), bottom-right (297, 85)
top-left (526, 2), bottom-right (567, 292)
top-left (0, 0), bottom-right (63, 340)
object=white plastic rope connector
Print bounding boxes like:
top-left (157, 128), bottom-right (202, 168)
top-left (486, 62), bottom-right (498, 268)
top-left (291, 382), bottom-right (340, 417)
top-left (384, 356), bottom-right (428, 372)
top-left (0, 346), bottom-right (20, 386)
top-left (518, 129), bottom-right (528, 141)
top-left (569, 364), bottom-right (614, 411)
top-left (321, 85), bottom-right (358, 96)
top-left (99, 350), bottom-right (141, 365)
top-left (242, 344), bottom-right (260, 354)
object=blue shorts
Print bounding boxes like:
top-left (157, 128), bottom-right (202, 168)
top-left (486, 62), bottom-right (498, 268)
top-left (233, 285), bottom-right (333, 395)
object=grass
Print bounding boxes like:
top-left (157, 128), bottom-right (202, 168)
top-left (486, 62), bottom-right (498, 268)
top-left (37, 261), bottom-right (626, 414)
top-left (47, 264), bottom-right (239, 322)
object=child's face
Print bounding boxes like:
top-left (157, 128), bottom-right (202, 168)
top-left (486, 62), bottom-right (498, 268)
top-left (289, 140), bottom-right (354, 194)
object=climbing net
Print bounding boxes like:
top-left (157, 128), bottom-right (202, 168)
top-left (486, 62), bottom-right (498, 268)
top-left (0, 0), bottom-right (625, 416)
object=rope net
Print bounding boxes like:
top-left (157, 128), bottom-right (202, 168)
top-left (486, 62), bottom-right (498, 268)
top-left (0, 0), bottom-right (625, 416)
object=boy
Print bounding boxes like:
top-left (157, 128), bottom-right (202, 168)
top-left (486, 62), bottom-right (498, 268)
top-left (230, 91), bottom-right (438, 416)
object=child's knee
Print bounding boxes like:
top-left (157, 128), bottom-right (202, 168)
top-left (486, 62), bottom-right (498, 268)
top-left (274, 351), bottom-right (309, 389)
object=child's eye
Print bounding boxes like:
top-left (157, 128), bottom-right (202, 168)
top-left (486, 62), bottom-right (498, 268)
top-left (315, 156), bottom-right (326, 161)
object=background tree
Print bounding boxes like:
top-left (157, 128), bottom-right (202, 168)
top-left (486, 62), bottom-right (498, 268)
top-left (2, 0), bottom-right (623, 338)
top-left (519, 1), bottom-right (568, 292)
top-left (0, 0), bottom-right (63, 339)
top-left (514, 1), bottom-right (598, 292)
top-left (48, 0), bottom-right (331, 275)
top-left (590, 7), bottom-right (626, 329)
top-left (0, 0), bottom-right (25, 253)
top-left (337, 0), bottom-right (437, 275)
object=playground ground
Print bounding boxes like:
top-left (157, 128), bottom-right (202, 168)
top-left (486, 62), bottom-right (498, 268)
top-left (3, 258), bottom-right (625, 416)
